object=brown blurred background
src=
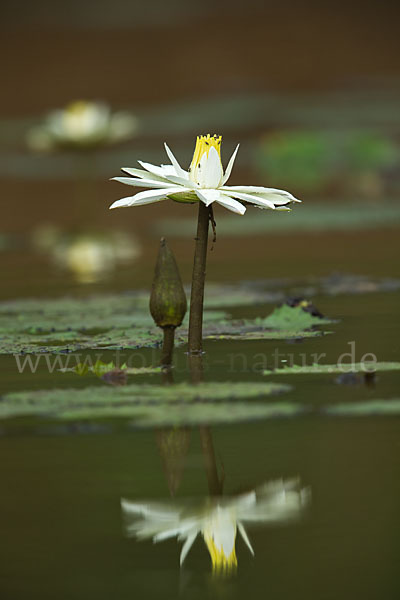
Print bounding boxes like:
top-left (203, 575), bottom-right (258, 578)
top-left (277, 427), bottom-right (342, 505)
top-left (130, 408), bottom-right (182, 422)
top-left (1, 0), bottom-right (400, 298)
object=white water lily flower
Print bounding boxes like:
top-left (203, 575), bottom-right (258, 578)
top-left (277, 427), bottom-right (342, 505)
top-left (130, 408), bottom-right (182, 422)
top-left (110, 134), bottom-right (301, 215)
top-left (27, 101), bottom-right (138, 151)
top-left (121, 478), bottom-right (310, 574)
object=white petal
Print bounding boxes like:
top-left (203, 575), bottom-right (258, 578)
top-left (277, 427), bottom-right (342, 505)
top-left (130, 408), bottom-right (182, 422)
top-left (160, 165), bottom-right (179, 177)
top-left (254, 195), bottom-right (295, 206)
top-left (224, 190), bottom-right (276, 210)
top-left (180, 531), bottom-right (198, 565)
top-left (109, 186), bottom-right (187, 209)
top-left (138, 160), bottom-right (195, 188)
top-left (111, 177), bottom-right (177, 189)
top-left (164, 143), bottom-right (189, 179)
top-left (120, 499), bottom-right (146, 514)
top-left (195, 188), bottom-right (220, 206)
top-left (238, 522), bottom-right (254, 556)
top-left (211, 509), bottom-right (236, 556)
top-left (153, 527), bottom-right (185, 542)
top-left (222, 185), bottom-right (301, 203)
top-left (203, 147), bottom-right (224, 188)
top-left (217, 194), bottom-right (246, 215)
top-left (121, 167), bottom-right (168, 182)
top-left (222, 144), bottom-right (240, 185)
top-left (138, 160), bottom-right (174, 179)
top-left (109, 197), bottom-right (135, 209)
top-left (161, 174), bottom-right (196, 188)
top-left (234, 491), bottom-right (257, 512)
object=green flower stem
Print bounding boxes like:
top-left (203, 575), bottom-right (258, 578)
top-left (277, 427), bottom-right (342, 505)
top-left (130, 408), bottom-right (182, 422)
top-left (199, 426), bottom-right (224, 496)
top-left (188, 350), bottom-right (223, 496)
top-left (188, 202), bottom-right (210, 354)
top-left (161, 326), bottom-right (175, 370)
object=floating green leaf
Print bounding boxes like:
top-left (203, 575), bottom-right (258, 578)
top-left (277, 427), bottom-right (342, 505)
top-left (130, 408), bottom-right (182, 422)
top-left (263, 362), bottom-right (400, 376)
top-left (204, 304), bottom-right (334, 341)
top-left (0, 293), bottom-right (226, 355)
top-left (325, 399), bottom-right (400, 417)
top-left (0, 293), bottom-right (335, 354)
top-left (205, 330), bottom-right (329, 341)
top-left (60, 360), bottom-right (162, 377)
top-left (0, 382), bottom-right (292, 426)
top-left (255, 304), bottom-right (334, 330)
top-left (64, 402), bottom-right (303, 427)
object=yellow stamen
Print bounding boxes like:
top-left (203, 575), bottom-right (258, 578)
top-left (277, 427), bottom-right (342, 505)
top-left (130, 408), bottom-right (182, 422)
top-left (190, 133), bottom-right (222, 172)
top-left (66, 101), bottom-right (90, 116)
top-left (203, 531), bottom-right (238, 574)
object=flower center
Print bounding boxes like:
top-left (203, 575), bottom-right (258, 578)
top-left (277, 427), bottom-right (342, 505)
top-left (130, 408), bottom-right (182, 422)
top-left (190, 134), bottom-right (222, 170)
top-left (189, 134), bottom-right (223, 187)
top-left (66, 101), bottom-right (90, 117)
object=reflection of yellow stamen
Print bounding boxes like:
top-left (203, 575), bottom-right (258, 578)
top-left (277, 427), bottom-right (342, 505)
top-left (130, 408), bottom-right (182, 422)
top-left (203, 530), bottom-right (238, 574)
top-left (190, 134), bottom-right (222, 172)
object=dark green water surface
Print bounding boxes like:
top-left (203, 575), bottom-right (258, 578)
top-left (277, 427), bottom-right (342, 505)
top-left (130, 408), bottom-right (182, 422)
top-left (1, 268), bottom-right (399, 599)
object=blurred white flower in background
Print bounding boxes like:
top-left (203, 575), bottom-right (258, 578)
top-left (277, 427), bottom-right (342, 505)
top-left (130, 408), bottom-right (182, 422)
top-left (32, 226), bottom-right (141, 283)
top-left (121, 478), bottom-right (310, 574)
top-left (27, 101), bottom-right (138, 151)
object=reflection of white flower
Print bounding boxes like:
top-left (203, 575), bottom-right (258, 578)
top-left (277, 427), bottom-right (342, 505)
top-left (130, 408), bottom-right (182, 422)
top-left (27, 101), bottom-right (137, 151)
top-left (110, 134), bottom-right (301, 215)
top-left (121, 478), bottom-right (310, 574)
top-left (32, 227), bottom-right (140, 283)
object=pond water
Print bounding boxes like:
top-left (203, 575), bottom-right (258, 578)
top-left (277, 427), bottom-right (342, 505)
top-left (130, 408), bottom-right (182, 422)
top-left (1, 228), bottom-right (399, 599)
top-left (1, 16), bottom-right (400, 590)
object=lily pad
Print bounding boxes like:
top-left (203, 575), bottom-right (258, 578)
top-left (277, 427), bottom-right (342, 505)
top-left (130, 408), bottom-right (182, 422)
top-left (67, 402), bottom-right (302, 427)
top-left (263, 362), bottom-right (400, 376)
top-left (205, 330), bottom-right (329, 341)
top-left (0, 293), bottom-right (226, 355)
top-left (60, 360), bottom-right (162, 377)
top-left (255, 303), bottom-right (334, 330)
top-left (0, 381), bottom-right (292, 426)
top-left (204, 304), bottom-right (334, 341)
top-left (0, 293), bottom-right (335, 354)
top-left (325, 399), bottom-right (400, 417)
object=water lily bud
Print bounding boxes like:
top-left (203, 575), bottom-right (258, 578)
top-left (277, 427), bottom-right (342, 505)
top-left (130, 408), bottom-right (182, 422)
top-left (150, 238), bottom-right (187, 328)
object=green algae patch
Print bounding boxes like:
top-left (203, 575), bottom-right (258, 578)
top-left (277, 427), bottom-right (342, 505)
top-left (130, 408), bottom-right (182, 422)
top-left (0, 381), bottom-right (293, 427)
top-left (263, 362), bottom-right (400, 376)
